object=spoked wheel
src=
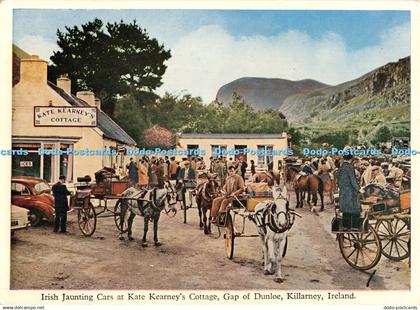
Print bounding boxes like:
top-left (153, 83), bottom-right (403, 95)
top-left (225, 213), bottom-right (235, 260)
top-left (114, 200), bottom-right (129, 233)
top-left (183, 199), bottom-right (188, 224)
top-left (77, 202), bottom-right (97, 237)
top-left (338, 226), bottom-right (382, 270)
top-left (375, 218), bottom-right (410, 261)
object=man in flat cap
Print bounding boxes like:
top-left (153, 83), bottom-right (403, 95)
top-left (210, 165), bottom-right (245, 223)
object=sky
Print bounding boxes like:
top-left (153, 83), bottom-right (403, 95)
top-left (13, 9), bottom-right (410, 103)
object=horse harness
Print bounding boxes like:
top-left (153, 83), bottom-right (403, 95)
top-left (127, 187), bottom-right (172, 218)
top-left (250, 195), bottom-right (295, 234)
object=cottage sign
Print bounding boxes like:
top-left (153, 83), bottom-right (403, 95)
top-left (34, 106), bottom-right (97, 127)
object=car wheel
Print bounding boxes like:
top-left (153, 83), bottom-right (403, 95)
top-left (29, 209), bottom-right (43, 226)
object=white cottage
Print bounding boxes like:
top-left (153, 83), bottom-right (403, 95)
top-left (12, 47), bottom-right (136, 184)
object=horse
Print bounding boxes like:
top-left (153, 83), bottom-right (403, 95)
top-left (252, 171), bottom-right (281, 186)
top-left (117, 181), bottom-right (178, 247)
top-left (196, 177), bottom-right (220, 234)
top-left (251, 185), bottom-right (296, 283)
top-left (286, 166), bottom-right (324, 210)
top-left (316, 170), bottom-right (337, 204)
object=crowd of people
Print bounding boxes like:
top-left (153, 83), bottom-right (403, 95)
top-left (124, 155), bottom-right (260, 189)
top-left (208, 156), bottom-right (252, 185)
top-left (125, 156), bottom-right (207, 188)
top-left (124, 155), bottom-right (251, 224)
top-left (294, 155), bottom-right (408, 190)
top-left (294, 154), bottom-right (410, 231)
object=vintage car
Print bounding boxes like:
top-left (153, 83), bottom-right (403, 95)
top-left (11, 176), bottom-right (55, 226)
top-left (11, 204), bottom-right (30, 236)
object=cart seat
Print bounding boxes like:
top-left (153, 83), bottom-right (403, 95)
top-left (331, 215), bottom-right (369, 233)
top-left (334, 209), bottom-right (369, 219)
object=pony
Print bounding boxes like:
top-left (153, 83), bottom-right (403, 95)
top-left (252, 171), bottom-right (281, 186)
top-left (117, 182), bottom-right (178, 247)
top-left (251, 186), bottom-right (296, 283)
top-left (286, 166), bottom-right (324, 210)
top-left (196, 177), bottom-right (220, 234)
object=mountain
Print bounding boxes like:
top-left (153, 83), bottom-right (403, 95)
top-left (215, 57), bottom-right (410, 143)
top-left (280, 56), bottom-right (410, 130)
top-left (216, 77), bottom-right (329, 111)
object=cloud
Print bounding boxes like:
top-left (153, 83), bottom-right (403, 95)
top-left (15, 35), bottom-right (57, 63)
top-left (14, 22), bottom-right (410, 104)
top-left (159, 22), bottom-right (410, 103)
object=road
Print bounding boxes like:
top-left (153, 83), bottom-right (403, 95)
top-left (10, 190), bottom-right (410, 290)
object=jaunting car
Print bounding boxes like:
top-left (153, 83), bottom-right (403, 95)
top-left (11, 176), bottom-right (55, 226)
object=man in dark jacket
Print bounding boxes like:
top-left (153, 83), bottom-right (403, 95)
top-left (337, 154), bottom-right (361, 230)
top-left (239, 157), bottom-right (247, 180)
top-left (177, 161), bottom-right (196, 184)
top-left (52, 175), bottom-right (71, 233)
top-left (127, 157), bottom-right (138, 186)
top-left (250, 160), bottom-right (256, 176)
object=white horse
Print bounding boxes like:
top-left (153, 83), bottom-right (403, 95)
top-left (251, 186), bottom-right (296, 283)
top-left (118, 181), bottom-right (178, 247)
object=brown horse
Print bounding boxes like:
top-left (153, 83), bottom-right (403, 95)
top-left (253, 171), bottom-right (281, 186)
top-left (196, 177), bottom-right (220, 234)
top-left (317, 170), bottom-right (337, 204)
top-left (286, 166), bottom-right (324, 210)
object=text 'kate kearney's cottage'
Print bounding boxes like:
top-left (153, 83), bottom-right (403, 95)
top-left (12, 45), bottom-right (137, 184)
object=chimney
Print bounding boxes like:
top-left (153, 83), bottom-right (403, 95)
top-left (57, 75), bottom-right (71, 95)
top-left (20, 55), bottom-right (47, 84)
top-left (94, 98), bottom-right (101, 110)
top-left (76, 91), bottom-right (95, 106)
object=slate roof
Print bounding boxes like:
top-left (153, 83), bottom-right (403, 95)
top-left (179, 133), bottom-right (286, 139)
top-left (48, 82), bottom-right (136, 146)
top-left (13, 43), bottom-right (136, 146)
top-left (13, 44), bottom-right (31, 59)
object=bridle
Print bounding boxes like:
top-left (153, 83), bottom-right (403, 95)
top-left (267, 195), bottom-right (294, 233)
top-left (251, 188), bottom-right (298, 234)
top-left (203, 179), bottom-right (219, 200)
top-left (164, 181), bottom-right (179, 207)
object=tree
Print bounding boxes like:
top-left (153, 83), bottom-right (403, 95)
top-left (143, 125), bottom-right (174, 148)
top-left (312, 131), bottom-right (349, 149)
top-left (48, 19), bottom-right (171, 115)
top-left (113, 95), bottom-right (149, 145)
top-left (370, 125), bottom-right (392, 146)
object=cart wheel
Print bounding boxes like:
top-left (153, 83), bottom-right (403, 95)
top-left (114, 200), bottom-right (129, 233)
top-left (225, 213), bottom-right (235, 260)
top-left (375, 218), bottom-right (410, 261)
top-left (182, 199), bottom-right (188, 224)
top-left (77, 202), bottom-right (96, 237)
top-left (338, 226), bottom-right (382, 270)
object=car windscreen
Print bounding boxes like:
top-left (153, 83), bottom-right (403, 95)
top-left (34, 182), bottom-right (50, 194)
